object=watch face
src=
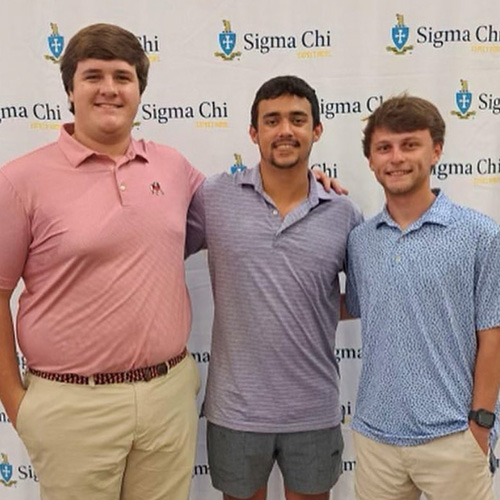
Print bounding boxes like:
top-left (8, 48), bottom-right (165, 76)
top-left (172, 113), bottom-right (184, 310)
top-left (478, 411), bottom-right (495, 428)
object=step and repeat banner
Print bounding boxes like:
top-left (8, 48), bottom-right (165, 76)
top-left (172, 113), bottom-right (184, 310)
top-left (0, 1), bottom-right (499, 499)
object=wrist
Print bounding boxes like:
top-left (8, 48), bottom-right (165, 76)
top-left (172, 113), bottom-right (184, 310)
top-left (469, 420), bottom-right (491, 434)
top-left (469, 408), bottom-right (496, 429)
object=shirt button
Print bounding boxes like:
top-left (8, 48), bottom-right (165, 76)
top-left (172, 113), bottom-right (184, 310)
top-left (272, 209), bottom-right (279, 216)
top-left (119, 183), bottom-right (126, 191)
top-left (395, 255), bottom-right (401, 263)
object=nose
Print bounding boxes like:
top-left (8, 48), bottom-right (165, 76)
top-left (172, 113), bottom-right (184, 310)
top-left (99, 75), bottom-right (118, 95)
top-left (390, 146), bottom-right (405, 163)
top-left (277, 119), bottom-right (293, 136)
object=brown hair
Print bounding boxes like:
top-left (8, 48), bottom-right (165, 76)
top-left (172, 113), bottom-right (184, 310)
top-left (362, 94), bottom-right (445, 158)
top-left (60, 23), bottom-right (150, 113)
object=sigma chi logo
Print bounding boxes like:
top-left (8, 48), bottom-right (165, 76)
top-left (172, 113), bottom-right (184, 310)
top-left (44, 23), bottom-right (64, 63)
top-left (0, 453), bottom-right (17, 487)
top-left (386, 14), bottom-right (413, 54)
top-left (215, 20), bottom-right (242, 61)
top-left (230, 153), bottom-right (247, 174)
top-left (451, 79), bottom-right (476, 119)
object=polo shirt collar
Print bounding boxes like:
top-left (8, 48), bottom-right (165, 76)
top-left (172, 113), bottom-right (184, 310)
top-left (236, 164), bottom-right (262, 190)
top-left (237, 165), bottom-right (330, 207)
top-left (376, 189), bottom-right (452, 230)
top-left (58, 123), bottom-right (149, 168)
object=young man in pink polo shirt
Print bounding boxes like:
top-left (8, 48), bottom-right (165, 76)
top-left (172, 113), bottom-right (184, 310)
top-left (0, 23), bottom-right (204, 500)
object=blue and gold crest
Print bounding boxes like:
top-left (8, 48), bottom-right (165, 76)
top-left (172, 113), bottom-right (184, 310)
top-left (0, 453), bottom-right (17, 487)
top-left (230, 153), bottom-right (247, 174)
top-left (45, 23), bottom-right (64, 63)
top-left (452, 79), bottom-right (476, 119)
top-left (215, 20), bottom-right (242, 61)
top-left (219, 31), bottom-right (235, 56)
top-left (387, 14), bottom-right (413, 55)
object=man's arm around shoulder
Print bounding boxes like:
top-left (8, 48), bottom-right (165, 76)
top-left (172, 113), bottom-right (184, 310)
top-left (0, 288), bottom-right (25, 429)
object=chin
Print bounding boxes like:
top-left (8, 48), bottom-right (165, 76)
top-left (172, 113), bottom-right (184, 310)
top-left (100, 121), bottom-right (128, 133)
top-left (387, 186), bottom-right (412, 196)
top-left (273, 163), bottom-right (298, 170)
top-left (271, 157), bottom-right (300, 169)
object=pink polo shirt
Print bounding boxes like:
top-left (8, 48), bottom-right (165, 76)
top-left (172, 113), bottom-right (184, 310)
top-left (0, 124), bottom-right (204, 375)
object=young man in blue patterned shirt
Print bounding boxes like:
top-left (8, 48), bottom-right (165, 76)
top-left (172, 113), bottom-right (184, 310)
top-left (346, 95), bottom-right (500, 500)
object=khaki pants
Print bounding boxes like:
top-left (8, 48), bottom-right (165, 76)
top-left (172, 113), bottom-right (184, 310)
top-left (17, 355), bottom-right (200, 500)
top-left (353, 430), bottom-right (494, 500)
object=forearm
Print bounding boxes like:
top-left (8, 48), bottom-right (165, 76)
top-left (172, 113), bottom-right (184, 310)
top-left (469, 326), bottom-right (500, 453)
top-left (472, 326), bottom-right (500, 412)
top-left (0, 289), bottom-right (25, 424)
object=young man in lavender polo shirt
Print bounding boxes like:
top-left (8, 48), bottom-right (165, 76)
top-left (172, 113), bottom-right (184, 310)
top-left (0, 24), bottom-right (203, 500)
top-left (186, 75), bottom-right (362, 500)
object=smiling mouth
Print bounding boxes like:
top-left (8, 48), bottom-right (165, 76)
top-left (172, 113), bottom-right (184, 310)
top-left (95, 103), bottom-right (123, 109)
top-left (272, 142), bottom-right (299, 150)
top-left (387, 170), bottom-right (411, 177)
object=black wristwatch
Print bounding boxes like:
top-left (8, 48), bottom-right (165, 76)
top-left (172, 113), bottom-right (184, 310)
top-left (469, 409), bottom-right (496, 429)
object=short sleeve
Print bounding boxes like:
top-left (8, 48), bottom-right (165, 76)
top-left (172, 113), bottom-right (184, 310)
top-left (183, 157), bottom-right (205, 198)
top-left (475, 231), bottom-right (500, 331)
top-left (0, 172), bottom-right (31, 290)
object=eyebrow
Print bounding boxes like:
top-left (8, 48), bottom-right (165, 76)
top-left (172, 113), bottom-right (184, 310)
top-left (114, 69), bottom-right (135, 76)
top-left (373, 136), bottom-right (423, 147)
top-left (80, 68), bottom-right (135, 76)
top-left (80, 68), bottom-right (102, 75)
top-left (262, 110), bottom-right (308, 119)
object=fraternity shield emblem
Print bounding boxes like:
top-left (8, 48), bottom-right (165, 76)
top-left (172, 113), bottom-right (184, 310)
top-left (48, 34), bottom-right (64, 59)
top-left (455, 91), bottom-right (472, 115)
top-left (230, 153), bottom-right (247, 174)
top-left (392, 25), bottom-right (409, 51)
top-left (0, 462), bottom-right (12, 483)
top-left (230, 163), bottom-right (247, 174)
top-left (219, 31), bottom-right (236, 56)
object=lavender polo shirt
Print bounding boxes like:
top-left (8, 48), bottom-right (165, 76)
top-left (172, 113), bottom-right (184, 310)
top-left (186, 167), bottom-right (362, 432)
top-left (0, 124), bottom-right (204, 375)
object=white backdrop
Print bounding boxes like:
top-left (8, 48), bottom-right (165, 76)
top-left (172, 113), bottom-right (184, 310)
top-left (0, 1), bottom-right (499, 499)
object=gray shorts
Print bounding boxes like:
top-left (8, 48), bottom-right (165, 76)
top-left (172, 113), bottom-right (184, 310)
top-left (207, 422), bottom-right (344, 498)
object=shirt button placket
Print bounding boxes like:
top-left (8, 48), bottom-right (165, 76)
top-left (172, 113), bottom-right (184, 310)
top-left (113, 163), bottom-right (127, 204)
top-left (394, 234), bottom-right (404, 265)
top-left (271, 208), bottom-right (281, 246)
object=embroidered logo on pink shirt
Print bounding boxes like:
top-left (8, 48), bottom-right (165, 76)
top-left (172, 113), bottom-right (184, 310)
top-left (150, 181), bottom-right (164, 195)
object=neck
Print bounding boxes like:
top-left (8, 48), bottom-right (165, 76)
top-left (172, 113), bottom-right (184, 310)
top-left (385, 187), bottom-right (436, 230)
top-left (259, 162), bottom-right (310, 217)
top-left (73, 127), bottom-right (131, 161)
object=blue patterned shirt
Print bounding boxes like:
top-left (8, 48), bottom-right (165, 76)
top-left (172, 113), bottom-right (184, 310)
top-left (346, 190), bottom-right (500, 446)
